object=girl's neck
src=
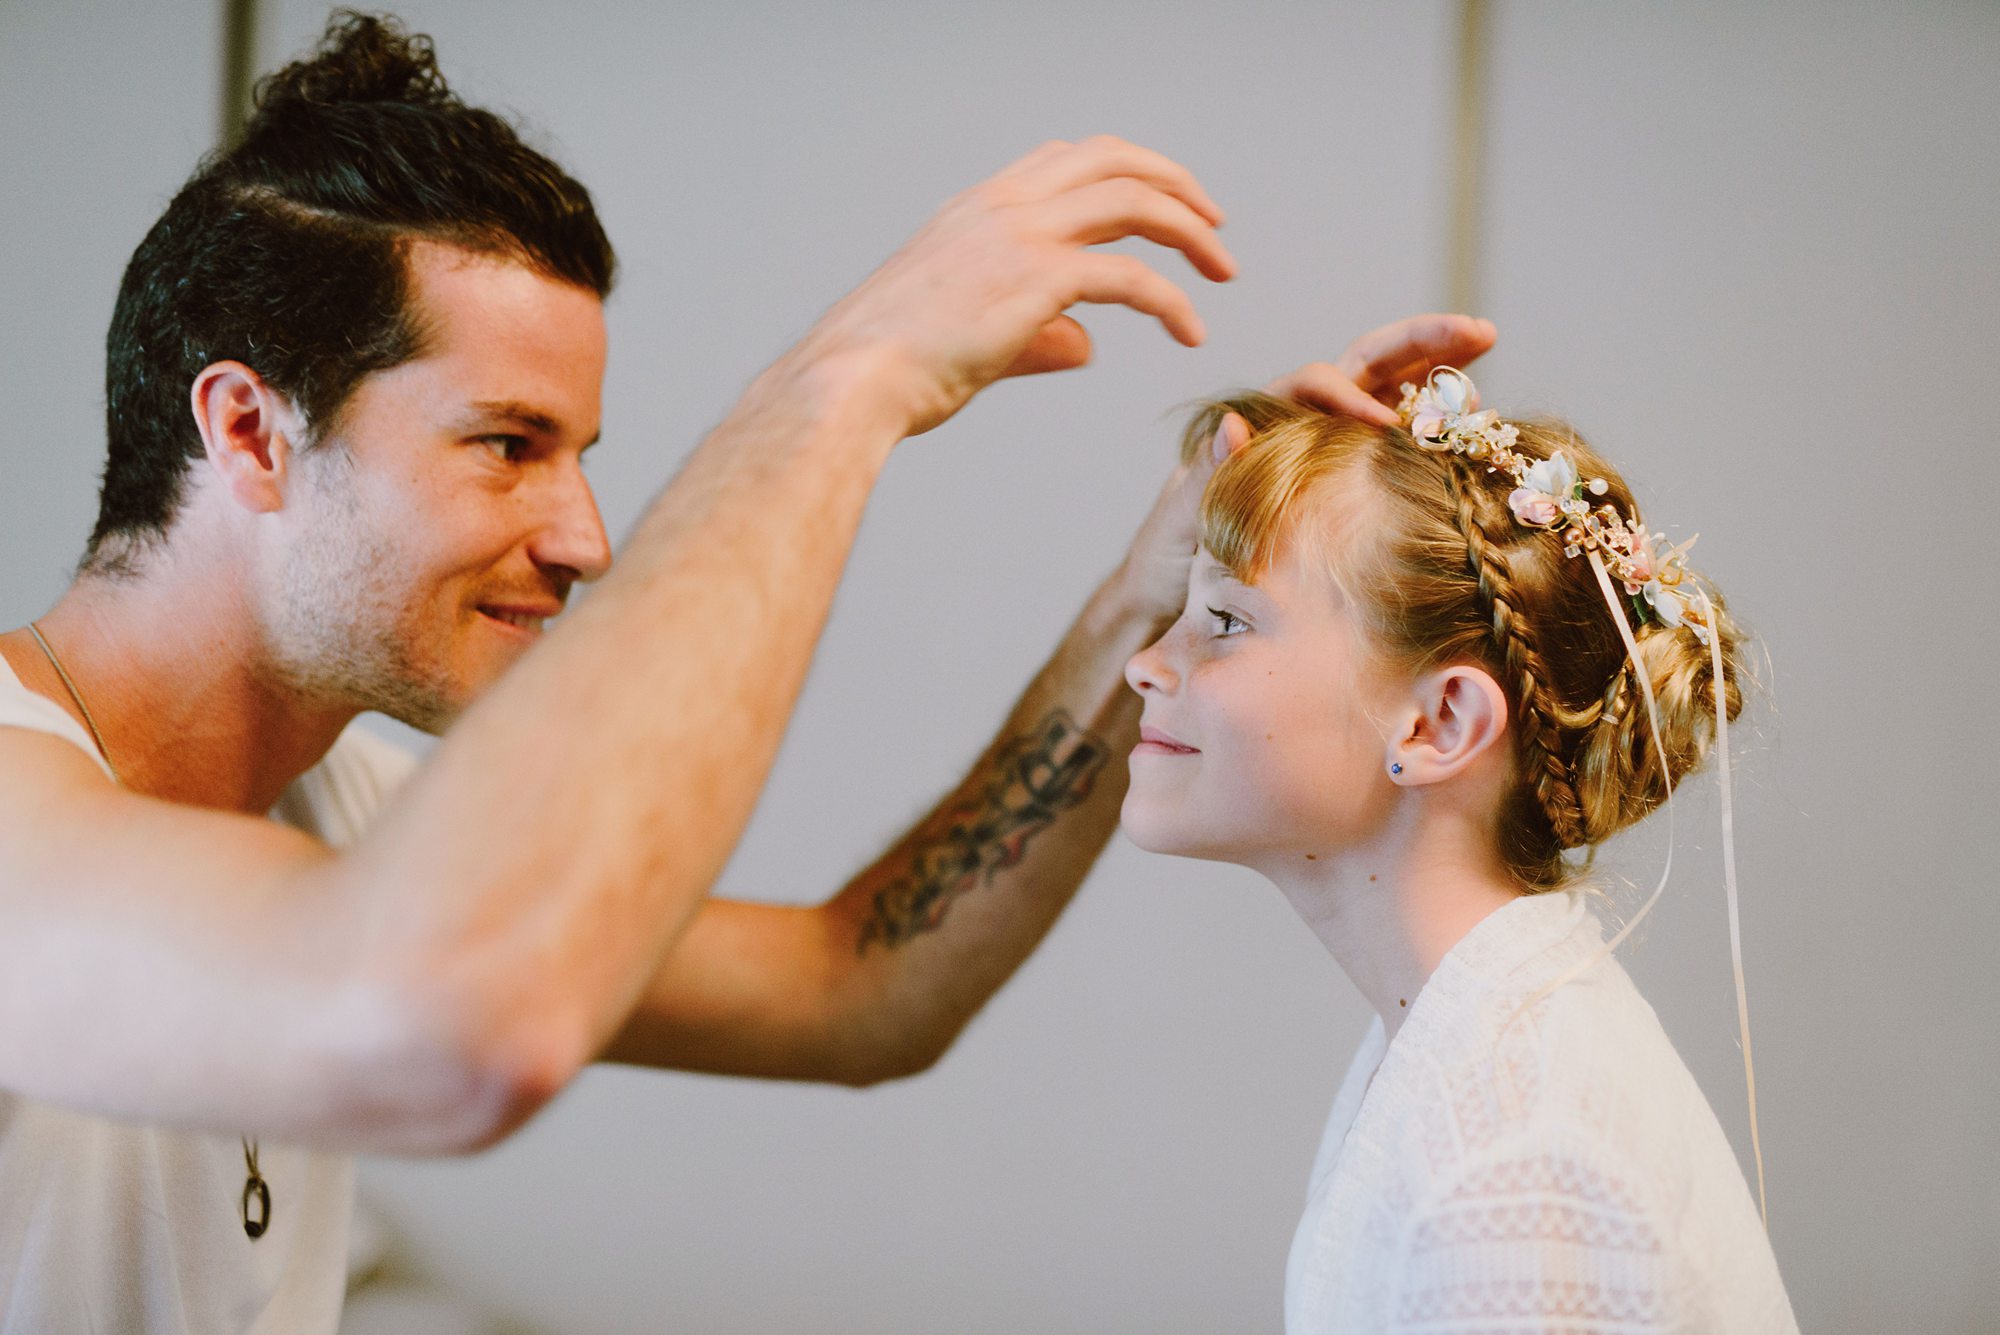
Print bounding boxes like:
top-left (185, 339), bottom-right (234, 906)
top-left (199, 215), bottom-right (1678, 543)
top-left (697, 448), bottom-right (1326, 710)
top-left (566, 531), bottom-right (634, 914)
top-left (1256, 813), bottom-right (1522, 1040)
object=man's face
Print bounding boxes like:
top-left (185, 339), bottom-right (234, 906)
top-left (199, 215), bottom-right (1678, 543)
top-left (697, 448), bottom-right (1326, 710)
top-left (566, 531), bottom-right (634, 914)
top-left (264, 241), bottom-right (612, 732)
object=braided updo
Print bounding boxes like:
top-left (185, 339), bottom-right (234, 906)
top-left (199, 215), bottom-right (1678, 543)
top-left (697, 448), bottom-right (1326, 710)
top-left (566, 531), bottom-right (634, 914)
top-left (1183, 393), bottom-right (1744, 891)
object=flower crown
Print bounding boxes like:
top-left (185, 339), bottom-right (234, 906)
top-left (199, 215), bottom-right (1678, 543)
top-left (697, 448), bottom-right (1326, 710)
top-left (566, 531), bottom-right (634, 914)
top-left (1396, 367), bottom-right (1712, 643)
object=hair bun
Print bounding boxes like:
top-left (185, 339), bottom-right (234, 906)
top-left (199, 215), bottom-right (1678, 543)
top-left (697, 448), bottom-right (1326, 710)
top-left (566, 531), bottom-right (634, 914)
top-left (1572, 606), bottom-right (1744, 845)
top-left (252, 10), bottom-right (456, 114)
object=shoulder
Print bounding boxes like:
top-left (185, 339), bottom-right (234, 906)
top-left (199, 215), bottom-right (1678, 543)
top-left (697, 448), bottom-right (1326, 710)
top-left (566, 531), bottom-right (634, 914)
top-left (1474, 942), bottom-right (1720, 1185)
top-left (1452, 897), bottom-right (1702, 1139)
top-left (1383, 916), bottom-right (1721, 1211)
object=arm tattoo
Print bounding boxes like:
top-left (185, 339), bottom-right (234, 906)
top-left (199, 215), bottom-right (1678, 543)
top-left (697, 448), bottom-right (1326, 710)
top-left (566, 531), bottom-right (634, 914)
top-left (856, 709), bottom-right (1110, 954)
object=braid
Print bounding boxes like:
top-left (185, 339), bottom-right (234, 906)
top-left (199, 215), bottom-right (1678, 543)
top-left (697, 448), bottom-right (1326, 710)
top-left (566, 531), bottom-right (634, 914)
top-left (1444, 467), bottom-right (1588, 849)
top-left (1575, 660), bottom-right (1637, 843)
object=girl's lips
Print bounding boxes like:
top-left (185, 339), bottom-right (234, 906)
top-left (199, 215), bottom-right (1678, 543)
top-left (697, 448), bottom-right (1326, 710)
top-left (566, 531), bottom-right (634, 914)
top-left (1136, 725), bottom-right (1198, 754)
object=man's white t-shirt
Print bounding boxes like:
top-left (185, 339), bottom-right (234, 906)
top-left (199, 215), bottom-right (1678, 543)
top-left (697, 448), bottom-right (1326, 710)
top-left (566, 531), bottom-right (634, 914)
top-left (0, 653), bottom-right (416, 1334)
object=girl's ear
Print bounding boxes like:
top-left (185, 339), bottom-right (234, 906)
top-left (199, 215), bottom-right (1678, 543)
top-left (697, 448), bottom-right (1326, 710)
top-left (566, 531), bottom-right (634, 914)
top-left (1384, 665), bottom-right (1509, 786)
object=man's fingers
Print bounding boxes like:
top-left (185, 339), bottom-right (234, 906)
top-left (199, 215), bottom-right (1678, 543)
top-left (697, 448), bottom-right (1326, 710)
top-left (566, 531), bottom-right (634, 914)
top-left (1336, 314), bottom-right (1497, 389)
top-left (1010, 134), bottom-right (1226, 227)
top-left (988, 138), bottom-right (1075, 183)
top-left (1044, 178), bottom-right (1236, 281)
top-left (999, 316), bottom-right (1094, 379)
top-left (1265, 363), bottom-right (1401, 426)
top-left (1069, 253), bottom-right (1204, 346)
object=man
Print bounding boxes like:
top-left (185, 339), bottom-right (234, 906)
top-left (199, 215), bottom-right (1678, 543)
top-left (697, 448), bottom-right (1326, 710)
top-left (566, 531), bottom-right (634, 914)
top-left (0, 12), bottom-right (1491, 1329)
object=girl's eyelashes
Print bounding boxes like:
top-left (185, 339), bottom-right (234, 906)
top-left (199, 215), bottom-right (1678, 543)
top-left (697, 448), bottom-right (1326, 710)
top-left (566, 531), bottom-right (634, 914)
top-left (1207, 606), bottom-right (1248, 637)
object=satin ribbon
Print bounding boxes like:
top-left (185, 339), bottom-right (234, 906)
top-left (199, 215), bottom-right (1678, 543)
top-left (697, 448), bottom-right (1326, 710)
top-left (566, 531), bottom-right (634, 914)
top-left (1506, 554), bottom-right (1766, 1231)
top-left (1584, 554), bottom-right (1765, 1229)
top-left (1699, 585), bottom-right (1765, 1227)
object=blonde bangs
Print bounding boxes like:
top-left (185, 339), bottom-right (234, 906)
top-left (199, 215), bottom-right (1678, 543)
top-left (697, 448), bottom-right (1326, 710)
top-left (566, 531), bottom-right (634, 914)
top-left (1180, 394), bottom-right (1379, 584)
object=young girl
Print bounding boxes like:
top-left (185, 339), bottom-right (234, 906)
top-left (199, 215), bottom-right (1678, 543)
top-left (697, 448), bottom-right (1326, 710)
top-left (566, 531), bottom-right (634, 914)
top-left (1123, 370), bottom-right (1798, 1332)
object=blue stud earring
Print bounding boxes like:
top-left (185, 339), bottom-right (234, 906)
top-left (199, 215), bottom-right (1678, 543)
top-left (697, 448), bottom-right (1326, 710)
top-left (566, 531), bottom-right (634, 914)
top-left (1390, 763), bottom-right (1404, 776)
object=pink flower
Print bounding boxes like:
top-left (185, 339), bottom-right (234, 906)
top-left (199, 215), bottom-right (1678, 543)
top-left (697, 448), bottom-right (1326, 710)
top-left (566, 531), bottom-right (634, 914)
top-left (1508, 488), bottom-right (1562, 527)
top-left (1621, 545), bottom-right (1656, 595)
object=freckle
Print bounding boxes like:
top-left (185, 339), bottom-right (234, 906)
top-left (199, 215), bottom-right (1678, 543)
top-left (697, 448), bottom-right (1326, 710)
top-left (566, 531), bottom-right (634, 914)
top-left (1305, 853), bottom-right (1316, 861)
top-left (1265, 732), bottom-right (1273, 741)
top-left (1399, 998), bottom-right (1407, 1008)
top-left (1369, 874), bottom-right (1377, 882)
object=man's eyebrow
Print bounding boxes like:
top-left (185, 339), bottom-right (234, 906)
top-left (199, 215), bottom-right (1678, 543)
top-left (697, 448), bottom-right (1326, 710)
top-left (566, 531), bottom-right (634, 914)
top-left (465, 400), bottom-right (602, 448)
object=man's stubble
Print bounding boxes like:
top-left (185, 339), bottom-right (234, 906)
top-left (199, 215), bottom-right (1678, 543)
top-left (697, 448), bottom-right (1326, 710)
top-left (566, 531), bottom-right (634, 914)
top-left (265, 443), bottom-right (466, 736)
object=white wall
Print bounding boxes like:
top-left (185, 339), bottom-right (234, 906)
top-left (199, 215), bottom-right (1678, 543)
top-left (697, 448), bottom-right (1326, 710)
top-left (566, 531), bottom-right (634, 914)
top-left (4, 1), bottom-right (1995, 1330)
top-left (1476, 7), bottom-right (2000, 1328)
top-left (0, 0), bottom-right (220, 588)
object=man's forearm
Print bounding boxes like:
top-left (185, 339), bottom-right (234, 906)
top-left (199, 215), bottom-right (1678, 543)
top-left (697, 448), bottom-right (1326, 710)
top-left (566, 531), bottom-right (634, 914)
top-left (820, 567), bottom-right (1165, 1077)
top-left (599, 566), bottom-right (1163, 1085)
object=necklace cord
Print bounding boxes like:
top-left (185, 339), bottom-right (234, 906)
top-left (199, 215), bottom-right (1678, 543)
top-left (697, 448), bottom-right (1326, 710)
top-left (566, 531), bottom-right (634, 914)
top-left (26, 622), bottom-right (120, 784)
top-left (25, 622), bottom-right (268, 1239)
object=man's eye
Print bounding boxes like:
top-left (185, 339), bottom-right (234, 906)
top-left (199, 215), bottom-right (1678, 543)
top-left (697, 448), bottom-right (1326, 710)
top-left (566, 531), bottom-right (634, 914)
top-left (1207, 607), bottom-right (1246, 637)
top-left (480, 435), bottom-right (531, 463)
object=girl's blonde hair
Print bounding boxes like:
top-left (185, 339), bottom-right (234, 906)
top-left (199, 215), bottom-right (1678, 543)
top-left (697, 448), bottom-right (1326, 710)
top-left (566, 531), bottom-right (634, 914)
top-left (1183, 392), bottom-right (1744, 891)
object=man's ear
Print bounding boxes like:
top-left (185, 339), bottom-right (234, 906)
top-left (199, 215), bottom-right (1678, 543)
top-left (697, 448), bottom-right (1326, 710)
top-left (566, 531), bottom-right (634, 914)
top-left (189, 361), bottom-right (301, 514)
top-left (1384, 664), bottom-right (1510, 786)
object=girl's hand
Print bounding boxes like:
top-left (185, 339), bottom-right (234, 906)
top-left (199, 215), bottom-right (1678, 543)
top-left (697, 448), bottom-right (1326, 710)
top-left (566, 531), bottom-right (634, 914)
top-left (1265, 314), bottom-right (1497, 426)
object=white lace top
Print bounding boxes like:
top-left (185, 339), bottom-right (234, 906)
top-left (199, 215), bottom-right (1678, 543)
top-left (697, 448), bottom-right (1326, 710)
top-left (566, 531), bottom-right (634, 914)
top-left (1285, 891), bottom-right (1798, 1334)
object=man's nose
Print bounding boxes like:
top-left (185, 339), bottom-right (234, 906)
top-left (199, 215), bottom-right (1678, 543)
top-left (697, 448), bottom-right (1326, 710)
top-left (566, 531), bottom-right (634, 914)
top-left (531, 465), bottom-right (614, 585)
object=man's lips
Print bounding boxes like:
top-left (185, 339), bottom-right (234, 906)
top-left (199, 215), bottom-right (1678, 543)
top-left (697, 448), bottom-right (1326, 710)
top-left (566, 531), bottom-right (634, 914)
top-left (1135, 724), bottom-right (1198, 755)
top-left (476, 602), bottom-right (564, 636)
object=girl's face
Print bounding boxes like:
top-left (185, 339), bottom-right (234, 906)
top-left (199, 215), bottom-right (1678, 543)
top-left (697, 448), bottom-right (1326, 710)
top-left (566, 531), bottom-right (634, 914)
top-left (1122, 533), bottom-right (1404, 869)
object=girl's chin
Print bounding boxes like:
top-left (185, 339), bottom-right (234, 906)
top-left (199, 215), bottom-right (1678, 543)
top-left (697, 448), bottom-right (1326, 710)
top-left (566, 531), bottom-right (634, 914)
top-left (1119, 811), bottom-right (1231, 862)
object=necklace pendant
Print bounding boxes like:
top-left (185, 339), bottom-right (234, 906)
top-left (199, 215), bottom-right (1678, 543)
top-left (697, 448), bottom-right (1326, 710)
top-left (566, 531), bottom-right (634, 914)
top-left (242, 1172), bottom-right (271, 1239)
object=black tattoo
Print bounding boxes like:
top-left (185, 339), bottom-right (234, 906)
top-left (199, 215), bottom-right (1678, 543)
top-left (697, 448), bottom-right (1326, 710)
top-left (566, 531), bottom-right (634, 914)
top-left (856, 709), bottom-right (1110, 954)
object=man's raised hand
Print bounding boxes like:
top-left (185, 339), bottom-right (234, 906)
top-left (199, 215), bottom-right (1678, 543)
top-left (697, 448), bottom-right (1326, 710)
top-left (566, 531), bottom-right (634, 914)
top-left (801, 136), bottom-right (1235, 438)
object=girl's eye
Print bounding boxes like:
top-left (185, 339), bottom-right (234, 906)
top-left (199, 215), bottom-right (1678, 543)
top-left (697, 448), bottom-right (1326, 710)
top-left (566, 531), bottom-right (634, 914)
top-left (480, 435), bottom-right (531, 463)
top-left (1207, 606), bottom-right (1247, 637)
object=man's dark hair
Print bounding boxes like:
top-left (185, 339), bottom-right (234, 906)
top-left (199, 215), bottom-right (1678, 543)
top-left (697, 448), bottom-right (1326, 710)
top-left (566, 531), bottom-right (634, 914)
top-left (87, 9), bottom-right (616, 575)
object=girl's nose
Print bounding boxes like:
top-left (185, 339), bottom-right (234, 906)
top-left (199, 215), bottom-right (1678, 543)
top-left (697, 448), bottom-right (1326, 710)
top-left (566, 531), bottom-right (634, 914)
top-left (1124, 633), bottom-right (1180, 696)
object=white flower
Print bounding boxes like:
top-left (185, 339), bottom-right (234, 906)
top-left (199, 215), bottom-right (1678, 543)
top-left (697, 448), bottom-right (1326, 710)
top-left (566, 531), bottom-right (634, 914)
top-left (1643, 579), bottom-right (1686, 629)
top-left (1517, 451), bottom-right (1577, 499)
top-left (1408, 369), bottom-right (1495, 450)
top-left (1427, 368), bottom-right (1477, 417)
